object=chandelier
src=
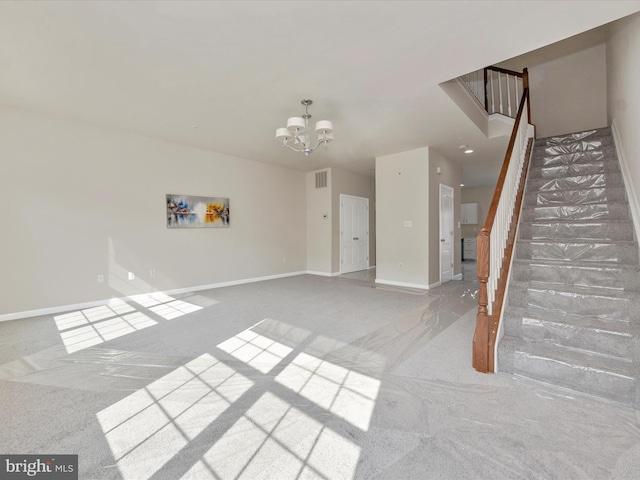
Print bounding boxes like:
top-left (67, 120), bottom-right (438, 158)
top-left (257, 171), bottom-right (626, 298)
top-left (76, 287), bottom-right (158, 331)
top-left (275, 99), bottom-right (334, 155)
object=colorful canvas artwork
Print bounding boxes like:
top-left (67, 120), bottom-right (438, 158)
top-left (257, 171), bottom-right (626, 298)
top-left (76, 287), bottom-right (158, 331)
top-left (166, 194), bottom-right (230, 228)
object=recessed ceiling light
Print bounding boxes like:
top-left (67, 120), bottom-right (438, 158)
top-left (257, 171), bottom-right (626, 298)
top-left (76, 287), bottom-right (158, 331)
top-left (460, 183), bottom-right (465, 187)
top-left (464, 148), bottom-right (474, 154)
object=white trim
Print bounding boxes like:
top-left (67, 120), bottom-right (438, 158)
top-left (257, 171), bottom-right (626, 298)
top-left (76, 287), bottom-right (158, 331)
top-left (487, 113), bottom-right (515, 138)
top-left (0, 271), bottom-right (307, 322)
top-left (375, 278), bottom-right (430, 290)
top-left (439, 183), bottom-right (455, 285)
top-left (453, 273), bottom-right (463, 280)
top-left (339, 194), bottom-right (370, 274)
top-left (611, 121), bottom-right (640, 244)
top-left (306, 270), bottom-right (341, 277)
top-left (447, 77), bottom-right (490, 136)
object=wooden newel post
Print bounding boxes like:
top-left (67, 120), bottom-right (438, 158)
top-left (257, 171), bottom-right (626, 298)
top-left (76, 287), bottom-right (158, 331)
top-left (522, 68), bottom-right (530, 125)
top-left (483, 67), bottom-right (489, 113)
top-left (472, 228), bottom-right (491, 372)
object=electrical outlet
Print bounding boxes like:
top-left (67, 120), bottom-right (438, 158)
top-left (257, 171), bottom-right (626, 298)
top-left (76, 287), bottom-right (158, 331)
top-left (128, 272), bottom-right (135, 281)
top-left (150, 269), bottom-right (157, 277)
top-left (399, 262), bottom-right (403, 269)
top-left (97, 274), bottom-right (104, 283)
top-left (282, 257), bottom-right (287, 264)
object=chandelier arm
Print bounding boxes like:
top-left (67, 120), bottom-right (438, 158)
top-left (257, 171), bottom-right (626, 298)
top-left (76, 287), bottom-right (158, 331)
top-left (308, 138), bottom-right (328, 151)
top-left (293, 132), bottom-right (307, 148)
top-left (281, 143), bottom-right (304, 153)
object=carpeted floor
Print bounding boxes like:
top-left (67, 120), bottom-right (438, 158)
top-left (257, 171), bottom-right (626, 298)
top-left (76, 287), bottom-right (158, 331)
top-left (1, 271), bottom-right (638, 479)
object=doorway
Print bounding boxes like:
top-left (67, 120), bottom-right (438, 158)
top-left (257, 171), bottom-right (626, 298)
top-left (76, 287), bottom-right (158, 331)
top-left (340, 194), bottom-right (369, 274)
top-left (439, 184), bottom-right (454, 283)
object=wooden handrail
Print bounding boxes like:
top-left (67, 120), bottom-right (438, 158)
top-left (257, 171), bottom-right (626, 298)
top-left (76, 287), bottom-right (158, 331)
top-left (472, 68), bottom-right (532, 373)
top-left (486, 65), bottom-right (524, 78)
top-left (459, 66), bottom-right (525, 117)
top-left (483, 67), bottom-right (527, 118)
top-left (484, 90), bottom-right (528, 229)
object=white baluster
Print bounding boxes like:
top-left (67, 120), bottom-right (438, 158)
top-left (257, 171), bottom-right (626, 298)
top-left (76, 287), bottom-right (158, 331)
top-left (507, 74), bottom-right (512, 116)
top-left (490, 70), bottom-right (496, 114)
top-left (498, 72), bottom-right (503, 114)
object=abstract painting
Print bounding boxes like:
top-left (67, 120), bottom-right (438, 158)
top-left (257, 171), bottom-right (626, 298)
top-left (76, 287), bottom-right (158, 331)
top-left (166, 194), bottom-right (230, 228)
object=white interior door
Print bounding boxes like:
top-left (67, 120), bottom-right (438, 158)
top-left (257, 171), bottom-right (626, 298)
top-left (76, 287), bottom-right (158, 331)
top-left (440, 184), bottom-right (454, 283)
top-left (340, 195), bottom-right (369, 274)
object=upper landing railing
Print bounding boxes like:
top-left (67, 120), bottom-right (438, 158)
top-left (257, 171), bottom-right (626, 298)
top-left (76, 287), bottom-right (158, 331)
top-left (470, 68), bottom-right (535, 373)
top-left (460, 66), bottom-right (527, 119)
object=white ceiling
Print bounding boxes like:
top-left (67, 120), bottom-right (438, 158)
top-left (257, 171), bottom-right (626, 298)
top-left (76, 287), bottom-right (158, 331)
top-left (1, 1), bottom-right (639, 185)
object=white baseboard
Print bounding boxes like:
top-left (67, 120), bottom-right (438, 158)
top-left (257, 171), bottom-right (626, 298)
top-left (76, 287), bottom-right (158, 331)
top-left (611, 121), bottom-right (640, 244)
top-left (0, 299), bottom-right (119, 323)
top-left (306, 270), bottom-right (341, 277)
top-left (374, 278), bottom-right (430, 290)
top-left (0, 271), bottom-right (307, 322)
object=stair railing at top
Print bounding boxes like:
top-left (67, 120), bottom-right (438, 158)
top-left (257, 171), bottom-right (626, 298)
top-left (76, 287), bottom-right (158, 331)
top-left (472, 68), bottom-right (534, 373)
top-left (460, 66), bottom-right (527, 119)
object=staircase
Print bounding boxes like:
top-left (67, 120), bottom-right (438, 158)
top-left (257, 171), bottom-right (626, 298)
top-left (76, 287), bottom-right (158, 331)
top-left (498, 127), bottom-right (640, 408)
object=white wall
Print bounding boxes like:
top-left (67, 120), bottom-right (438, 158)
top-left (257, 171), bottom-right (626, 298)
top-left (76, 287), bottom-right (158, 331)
top-left (532, 43), bottom-right (608, 138)
top-left (499, 32), bottom-right (608, 138)
top-left (306, 169), bottom-right (332, 274)
top-left (1, 105), bottom-right (307, 316)
top-left (428, 149), bottom-right (462, 284)
top-left (607, 12), bottom-right (640, 240)
top-left (375, 147), bottom-right (430, 289)
top-left (305, 167), bottom-right (375, 275)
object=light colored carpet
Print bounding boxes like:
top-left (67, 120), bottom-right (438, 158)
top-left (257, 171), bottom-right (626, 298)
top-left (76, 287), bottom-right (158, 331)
top-left (1, 273), bottom-right (639, 479)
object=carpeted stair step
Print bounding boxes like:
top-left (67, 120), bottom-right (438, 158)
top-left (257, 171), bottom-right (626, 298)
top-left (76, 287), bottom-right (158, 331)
top-left (524, 186), bottom-right (627, 207)
top-left (532, 136), bottom-right (614, 158)
top-left (503, 306), bottom-right (637, 361)
top-left (521, 202), bottom-right (630, 222)
top-left (532, 144), bottom-right (617, 163)
top-left (526, 173), bottom-right (625, 192)
top-left (534, 128), bottom-right (611, 147)
top-left (511, 259), bottom-right (640, 292)
top-left (498, 336), bottom-right (637, 407)
top-left (519, 219), bottom-right (634, 241)
top-left (516, 239), bottom-right (638, 264)
top-left (528, 159), bottom-right (620, 180)
top-left (531, 149), bottom-right (615, 169)
top-left (507, 280), bottom-right (639, 323)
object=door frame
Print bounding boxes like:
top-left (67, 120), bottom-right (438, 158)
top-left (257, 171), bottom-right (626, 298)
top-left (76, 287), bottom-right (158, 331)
top-left (439, 183), bottom-right (455, 284)
top-left (339, 194), bottom-right (369, 274)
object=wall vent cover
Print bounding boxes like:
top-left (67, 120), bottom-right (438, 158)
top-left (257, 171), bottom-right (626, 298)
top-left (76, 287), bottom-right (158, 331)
top-left (315, 171), bottom-right (328, 189)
